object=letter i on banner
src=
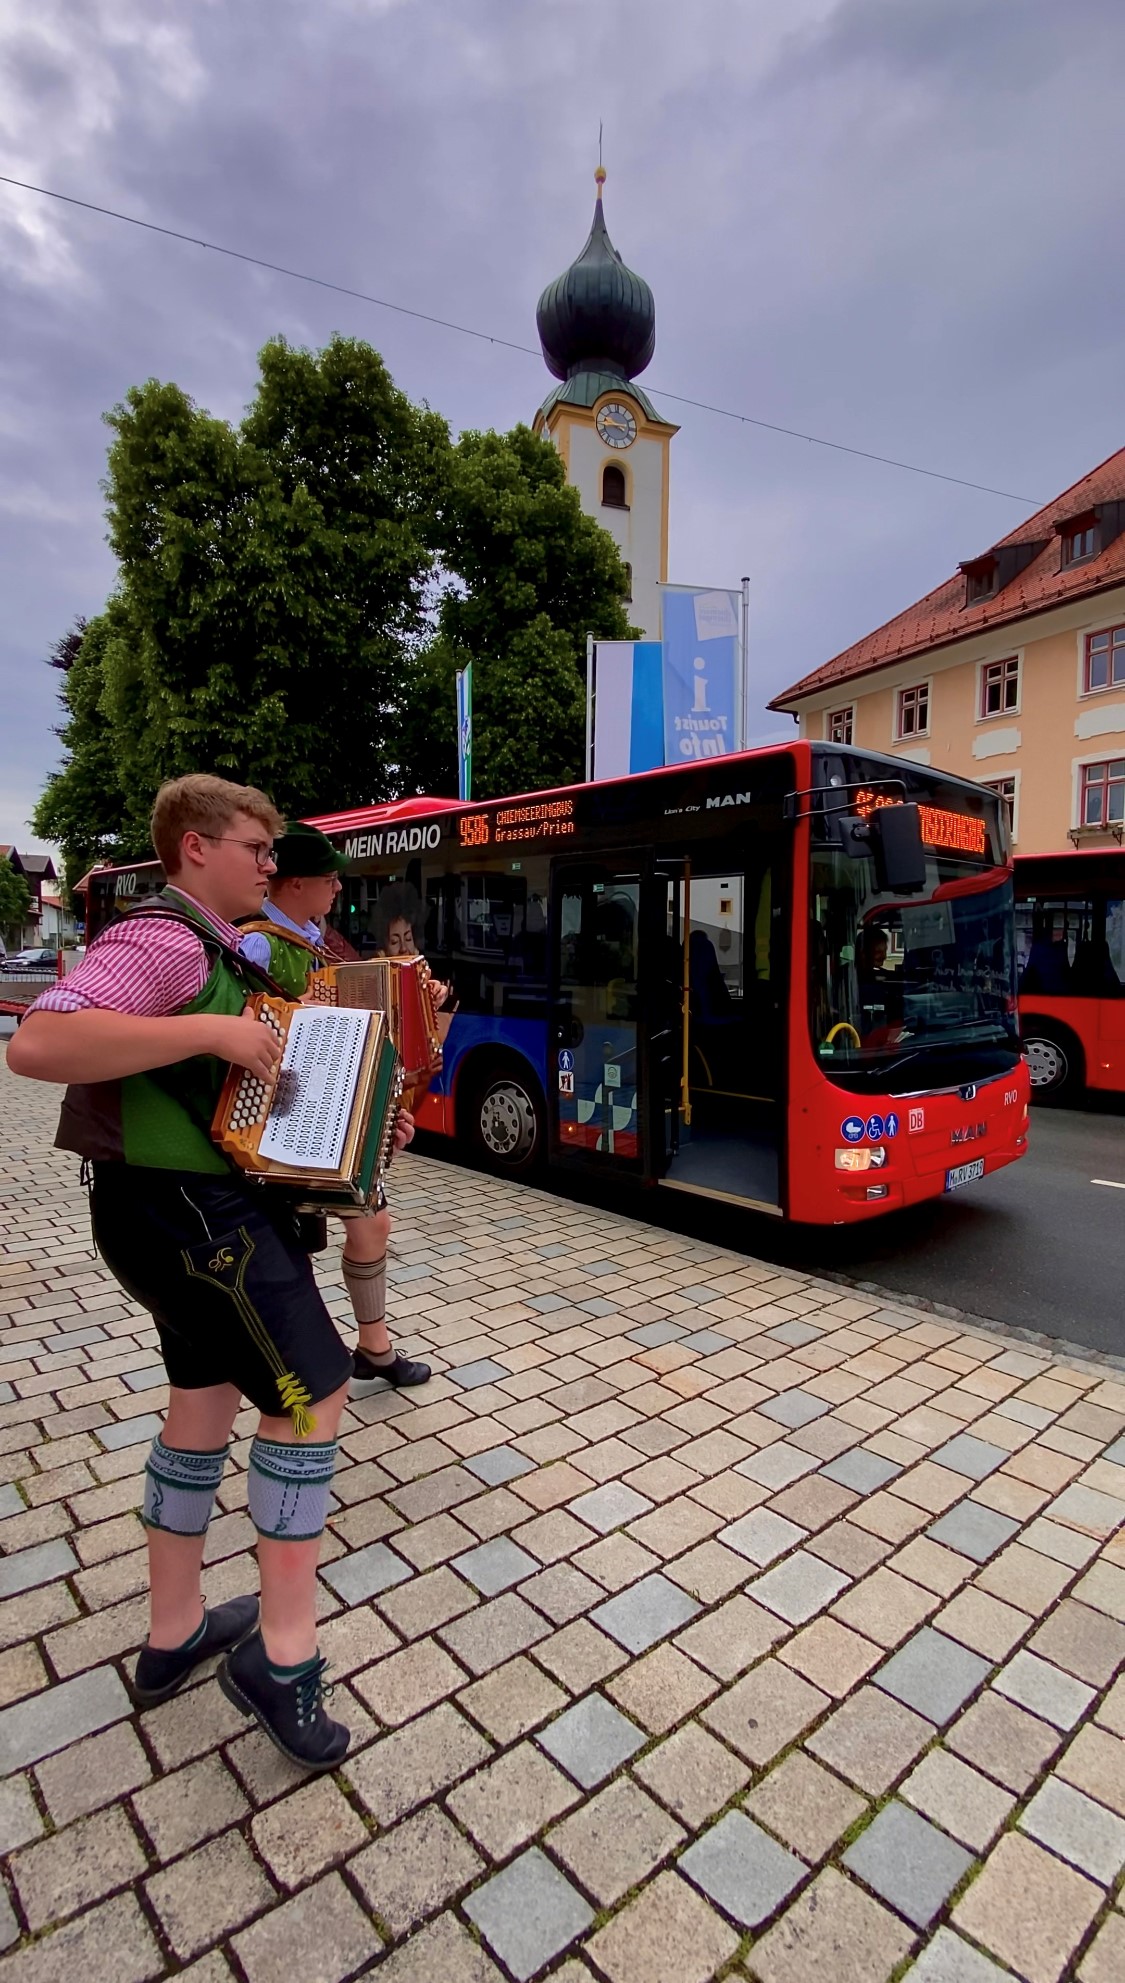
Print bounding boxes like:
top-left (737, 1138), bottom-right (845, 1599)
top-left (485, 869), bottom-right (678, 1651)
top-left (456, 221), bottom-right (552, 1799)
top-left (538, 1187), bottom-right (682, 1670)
top-left (456, 663), bottom-right (473, 802)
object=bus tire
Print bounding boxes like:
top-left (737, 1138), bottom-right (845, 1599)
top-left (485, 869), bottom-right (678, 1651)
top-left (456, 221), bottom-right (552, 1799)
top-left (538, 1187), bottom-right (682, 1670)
top-left (1021, 1022), bottom-right (1083, 1104)
top-left (462, 1056), bottom-right (545, 1178)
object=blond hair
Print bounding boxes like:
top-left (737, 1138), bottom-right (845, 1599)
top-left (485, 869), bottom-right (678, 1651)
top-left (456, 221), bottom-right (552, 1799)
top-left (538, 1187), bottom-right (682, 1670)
top-left (150, 774), bottom-right (283, 873)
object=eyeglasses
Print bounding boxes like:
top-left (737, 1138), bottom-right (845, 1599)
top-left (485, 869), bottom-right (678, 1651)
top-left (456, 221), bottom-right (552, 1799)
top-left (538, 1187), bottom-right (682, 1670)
top-left (198, 835), bottom-right (276, 869)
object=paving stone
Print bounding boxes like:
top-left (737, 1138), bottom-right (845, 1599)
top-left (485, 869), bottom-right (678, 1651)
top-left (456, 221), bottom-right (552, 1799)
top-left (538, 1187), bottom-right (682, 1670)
top-left (452, 1535), bottom-right (540, 1597)
top-left (12, 1803), bottom-right (148, 1930)
top-left (390, 1510), bottom-right (475, 1572)
top-left (465, 1445), bottom-right (537, 1485)
top-left (930, 1434), bottom-right (1008, 1479)
top-left (32, 1718), bottom-right (151, 1830)
top-left (875, 1627), bottom-right (991, 1724)
top-left (1029, 1598), bottom-right (1125, 1687)
top-left (947, 1689), bottom-right (1062, 1794)
top-left (438, 1592), bottom-right (550, 1674)
top-left (463, 1846), bottom-right (593, 1981)
top-left (568, 1481), bottom-right (653, 1533)
top-left (678, 1328), bottom-right (734, 1353)
top-left (458, 1655), bottom-right (567, 1744)
top-left (534, 1618), bottom-right (627, 1691)
top-left (736, 1445), bottom-right (820, 1490)
top-left (574, 1531), bottom-right (660, 1591)
top-left (605, 1641), bottom-right (717, 1733)
top-left (680, 1808), bottom-right (804, 1928)
top-left (719, 1506), bottom-right (807, 1566)
top-left (749, 1549), bottom-right (851, 1626)
top-left (818, 1448), bottom-right (902, 1495)
top-left (702, 1657), bottom-right (829, 1767)
top-left (0, 1664), bottom-right (131, 1772)
top-left (345, 1701), bottom-right (493, 1826)
top-left (585, 1870), bottom-right (740, 1983)
top-left (133, 1753), bottom-right (249, 1861)
top-left (378, 1564), bottom-right (477, 1641)
top-left (778, 1615), bottom-right (882, 1697)
top-left (758, 1389), bottom-right (831, 1428)
top-left (351, 1803), bottom-right (485, 1937)
top-left (843, 1799), bottom-right (973, 1929)
top-left (908, 1927), bottom-right (1014, 1981)
top-left (232, 1871), bottom-right (382, 1983)
top-left (953, 1831), bottom-right (1102, 1983)
top-left (588, 1571), bottom-right (700, 1655)
top-left (548, 1775), bottom-right (686, 1906)
top-left (0, 1539), bottom-right (77, 1599)
top-left (993, 1648), bottom-right (1096, 1729)
top-left (250, 1775), bottom-right (369, 1889)
top-left (1021, 1514), bottom-right (1101, 1569)
top-left (900, 1747), bottom-right (1015, 1853)
top-left (633, 1719), bottom-right (751, 1827)
top-left (145, 1828), bottom-right (275, 1960)
top-left (1072, 1557), bottom-right (1125, 1622)
top-left (448, 1358), bottom-right (513, 1389)
top-left (1020, 1774), bottom-right (1125, 1885)
top-left (0, 1775), bottom-right (44, 1855)
top-left (745, 1750), bottom-right (866, 1862)
top-left (447, 1740), bottom-right (579, 1860)
top-left (0, 1890), bottom-right (163, 1983)
top-left (368, 1910), bottom-right (504, 1983)
top-left (1057, 1723), bottom-right (1125, 1817)
top-left (536, 1690), bottom-right (645, 1788)
top-left (925, 1503), bottom-right (1020, 1563)
top-left (1078, 1912), bottom-right (1125, 1983)
top-left (627, 1320), bottom-right (688, 1347)
top-left (1050, 1482), bottom-right (1125, 1541)
top-left (746, 1864), bottom-right (914, 1983)
top-left (96, 1412), bottom-right (162, 1450)
top-left (806, 1684), bottom-right (934, 1795)
top-left (664, 1537), bottom-right (749, 1604)
top-left (518, 1561), bottom-right (602, 1623)
top-left (319, 1539), bottom-right (412, 1603)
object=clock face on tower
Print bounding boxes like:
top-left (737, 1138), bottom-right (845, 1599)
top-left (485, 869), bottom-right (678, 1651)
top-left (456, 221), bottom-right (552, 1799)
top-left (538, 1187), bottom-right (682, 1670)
top-left (596, 402), bottom-right (638, 449)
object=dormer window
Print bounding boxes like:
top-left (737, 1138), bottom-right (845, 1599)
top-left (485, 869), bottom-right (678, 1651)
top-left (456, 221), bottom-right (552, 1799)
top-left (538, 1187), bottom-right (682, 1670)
top-left (1063, 520), bottom-right (1097, 566)
top-left (962, 557), bottom-right (998, 606)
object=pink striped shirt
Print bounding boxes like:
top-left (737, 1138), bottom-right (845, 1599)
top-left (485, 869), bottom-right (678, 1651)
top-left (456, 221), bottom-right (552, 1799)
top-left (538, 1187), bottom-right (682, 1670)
top-left (29, 888), bottom-right (243, 1020)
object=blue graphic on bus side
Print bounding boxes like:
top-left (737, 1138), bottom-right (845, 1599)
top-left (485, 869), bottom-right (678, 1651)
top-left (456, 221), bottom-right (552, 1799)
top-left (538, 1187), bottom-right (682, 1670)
top-left (865, 1114), bottom-right (885, 1141)
top-left (558, 1050), bottom-right (574, 1072)
top-left (841, 1117), bottom-right (865, 1144)
top-left (885, 1113), bottom-right (900, 1138)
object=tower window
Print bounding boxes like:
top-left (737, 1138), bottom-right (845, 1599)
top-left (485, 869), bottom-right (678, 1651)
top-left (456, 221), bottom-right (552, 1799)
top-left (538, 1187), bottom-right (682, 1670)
top-left (602, 464), bottom-right (628, 509)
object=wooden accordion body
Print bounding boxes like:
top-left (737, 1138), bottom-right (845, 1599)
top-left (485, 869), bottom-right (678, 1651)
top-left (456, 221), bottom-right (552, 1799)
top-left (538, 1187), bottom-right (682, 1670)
top-left (212, 997), bottom-right (403, 1212)
top-left (307, 957), bottom-right (442, 1110)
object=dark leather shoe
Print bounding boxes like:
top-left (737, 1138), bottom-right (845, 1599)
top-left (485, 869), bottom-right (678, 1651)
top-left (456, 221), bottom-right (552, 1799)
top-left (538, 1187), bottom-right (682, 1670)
top-left (352, 1348), bottom-right (431, 1387)
top-left (132, 1594), bottom-right (260, 1706)
top-left (218, 1629), bottom-right (349, 1772)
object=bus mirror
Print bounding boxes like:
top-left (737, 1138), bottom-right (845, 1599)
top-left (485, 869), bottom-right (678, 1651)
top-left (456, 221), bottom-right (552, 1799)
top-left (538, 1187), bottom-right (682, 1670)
top-left (837, 805), bottom-right (927, 893)
top-left (871, 804), bottom-right (926, 892)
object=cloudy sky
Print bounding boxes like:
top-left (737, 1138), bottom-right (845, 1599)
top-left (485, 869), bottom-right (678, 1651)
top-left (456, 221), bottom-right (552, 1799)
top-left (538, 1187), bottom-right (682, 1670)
top-left (2, 0), bottom-right (1123, 851)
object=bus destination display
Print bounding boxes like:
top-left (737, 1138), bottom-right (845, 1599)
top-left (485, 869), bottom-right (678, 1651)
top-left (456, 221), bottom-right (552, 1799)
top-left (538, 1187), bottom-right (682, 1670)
top-left (854, 788), bottom-right (988, 857)
top-left (459, 798), bottom-right (576, 849)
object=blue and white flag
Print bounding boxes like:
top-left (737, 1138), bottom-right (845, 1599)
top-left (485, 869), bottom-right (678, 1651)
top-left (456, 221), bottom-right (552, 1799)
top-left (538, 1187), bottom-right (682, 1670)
top-left (590, 641), bottom-right (664, 781)
top-left (456, 663), bottom-right (473, 801)
top-left (659, 587), bottom-right (740, 764)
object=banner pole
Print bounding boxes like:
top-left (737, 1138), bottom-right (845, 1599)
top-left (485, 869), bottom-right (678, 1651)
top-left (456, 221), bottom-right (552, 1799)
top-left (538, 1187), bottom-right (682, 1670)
top-left (740, 575), bottom-right (751, 751)
top-left (585, 635), bottom-right (595, 781)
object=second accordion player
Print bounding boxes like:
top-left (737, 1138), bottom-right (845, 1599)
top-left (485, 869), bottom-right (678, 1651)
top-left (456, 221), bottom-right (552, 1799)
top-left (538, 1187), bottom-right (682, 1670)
top-left (307, 955), bottom-right (443, 1110)
top-left (212, 996), bottom-right (403, 1212)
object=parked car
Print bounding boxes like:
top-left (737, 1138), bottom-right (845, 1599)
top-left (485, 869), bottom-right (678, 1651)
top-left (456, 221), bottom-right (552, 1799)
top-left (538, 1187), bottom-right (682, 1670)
top-left (1, 947), bottom-right (57, 974)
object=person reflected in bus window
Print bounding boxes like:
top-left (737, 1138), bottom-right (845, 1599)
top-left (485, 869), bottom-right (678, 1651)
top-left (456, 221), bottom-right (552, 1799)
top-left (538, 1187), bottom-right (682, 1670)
top-left (1019, 930), bottom-right (1072, 996)
top-left (374, 883), bottom-right (455, 1026)
top-left (689, 929), bottom-right (736, 1026)
top-left (1072, 938), bottom-right (1122, 997)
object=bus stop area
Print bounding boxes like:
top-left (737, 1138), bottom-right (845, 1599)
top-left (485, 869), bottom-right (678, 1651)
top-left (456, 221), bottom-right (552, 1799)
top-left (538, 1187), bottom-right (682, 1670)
top-left (2, 1060), bottom-right (1125, 1983)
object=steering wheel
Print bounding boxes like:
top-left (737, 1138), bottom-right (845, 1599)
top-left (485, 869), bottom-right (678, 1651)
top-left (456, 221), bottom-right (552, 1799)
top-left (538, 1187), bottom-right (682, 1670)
top-left (822, 1022), bottom-right (861, 1051)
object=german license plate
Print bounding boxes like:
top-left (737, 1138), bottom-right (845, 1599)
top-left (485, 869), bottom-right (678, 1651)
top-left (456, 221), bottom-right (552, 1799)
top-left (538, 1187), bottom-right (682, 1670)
top-left (945, 1158), bottom-right (985, 1192)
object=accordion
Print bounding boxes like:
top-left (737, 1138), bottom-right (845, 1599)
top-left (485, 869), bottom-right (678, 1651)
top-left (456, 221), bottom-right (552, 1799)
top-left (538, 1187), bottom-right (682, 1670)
top-left (308, 956), bottom-right (443, 1111)
top-left (212, 997), bottom-right (403, 1212)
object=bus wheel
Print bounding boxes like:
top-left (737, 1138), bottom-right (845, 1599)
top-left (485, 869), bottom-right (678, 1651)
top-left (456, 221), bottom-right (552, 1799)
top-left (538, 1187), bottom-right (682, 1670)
top-left (467, 1062), bottom-right (544, 1176)
top-left (1022, 1025), bottom-right (1082, 1104)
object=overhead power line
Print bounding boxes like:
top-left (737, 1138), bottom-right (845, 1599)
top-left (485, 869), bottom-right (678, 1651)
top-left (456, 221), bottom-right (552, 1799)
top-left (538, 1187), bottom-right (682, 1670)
top-left (1, 171), bottom-right (1043, 507)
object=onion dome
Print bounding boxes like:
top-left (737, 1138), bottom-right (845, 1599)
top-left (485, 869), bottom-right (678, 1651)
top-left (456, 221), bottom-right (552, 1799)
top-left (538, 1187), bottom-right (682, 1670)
top-left (536, 168), bottom-right (656, 384)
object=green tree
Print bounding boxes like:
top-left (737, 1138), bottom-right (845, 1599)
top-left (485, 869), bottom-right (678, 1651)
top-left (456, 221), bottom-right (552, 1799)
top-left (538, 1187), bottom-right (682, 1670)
top-left (397, 424), bottom-right (633, 798)
top-left (33, 611), bottom-right (146, 897)
top-left (0, 858), bottom-right (31, 946)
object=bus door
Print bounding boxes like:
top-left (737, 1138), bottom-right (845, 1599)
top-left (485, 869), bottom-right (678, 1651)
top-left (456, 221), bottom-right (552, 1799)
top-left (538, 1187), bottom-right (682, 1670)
top-left (654, 863), bottom-right (783, 1215)
top-left (549, 862), bottom-right (647, 1172)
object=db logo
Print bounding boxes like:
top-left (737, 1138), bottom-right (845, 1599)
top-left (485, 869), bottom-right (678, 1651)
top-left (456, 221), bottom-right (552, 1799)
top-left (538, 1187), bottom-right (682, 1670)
top-left (908, 1108), bottom-right (925, 1134)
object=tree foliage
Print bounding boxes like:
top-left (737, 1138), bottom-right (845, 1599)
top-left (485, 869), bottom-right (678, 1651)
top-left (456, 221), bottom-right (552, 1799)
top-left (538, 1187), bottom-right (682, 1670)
top-left (35, 339), bottom-right (635, 880)
top-left (0, 858), bottom-right (31, 942)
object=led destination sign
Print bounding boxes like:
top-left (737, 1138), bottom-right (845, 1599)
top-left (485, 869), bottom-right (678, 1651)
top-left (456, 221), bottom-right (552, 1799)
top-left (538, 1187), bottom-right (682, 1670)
top-left (854, 789), bottom-right (988, 857)
top-left (459, 798), bottom-right (576, 849)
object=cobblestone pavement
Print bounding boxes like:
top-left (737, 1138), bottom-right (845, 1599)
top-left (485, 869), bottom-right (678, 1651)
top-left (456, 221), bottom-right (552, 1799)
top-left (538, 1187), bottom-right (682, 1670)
top-left (2, 1061), bottom-right (1125, 1982)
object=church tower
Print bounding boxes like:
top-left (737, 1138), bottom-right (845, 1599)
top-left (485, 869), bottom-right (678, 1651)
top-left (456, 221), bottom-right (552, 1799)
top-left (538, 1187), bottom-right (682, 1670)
top-left (533, 168), bottom-right (677, 641)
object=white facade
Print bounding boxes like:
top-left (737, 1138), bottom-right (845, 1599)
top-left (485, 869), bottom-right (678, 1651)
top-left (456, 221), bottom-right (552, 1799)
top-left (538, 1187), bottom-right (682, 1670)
top-left (564, 420), bottom-right (668, 640)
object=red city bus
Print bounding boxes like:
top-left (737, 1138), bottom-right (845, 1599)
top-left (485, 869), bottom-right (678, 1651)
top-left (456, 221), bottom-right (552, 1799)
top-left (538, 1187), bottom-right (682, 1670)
top-left (1015, 849), bottom-right (1125, 1100)
top-left (307, 742), bottom-right (1028, 1223)
top-left (78, 860), bottom-right (164, 941)
top-left (74, 745), bottom-right (1029, 1222)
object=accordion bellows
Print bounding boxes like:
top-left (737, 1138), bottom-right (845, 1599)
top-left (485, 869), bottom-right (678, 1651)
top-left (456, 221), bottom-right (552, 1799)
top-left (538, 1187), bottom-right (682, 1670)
top-left (308, 957), bottom-right (443, 1111)
top-left (213, 997), bottom-right (403, 1211)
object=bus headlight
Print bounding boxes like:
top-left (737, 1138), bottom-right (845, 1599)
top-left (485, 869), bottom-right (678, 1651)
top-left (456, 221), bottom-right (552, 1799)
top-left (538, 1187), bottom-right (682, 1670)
top-left (835, 1146), bottom-right (887, 1172)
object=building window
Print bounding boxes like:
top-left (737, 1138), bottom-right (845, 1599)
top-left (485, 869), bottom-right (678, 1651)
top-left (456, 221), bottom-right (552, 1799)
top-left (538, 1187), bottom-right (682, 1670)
top-left (1085, 624), bottom-right (1125, 694)
top-left (601, 464), bottom-right (627, 508)
top-left (895, 683), bottom-right (930, 740)
top-left (965, 561), bottom-right (998, 604)
top-left (1081, 759), bottom-right (1125, 829)
top-left (982, 774), bottom-right (1017, 839)
top-left (979, 656), bottom-right (1020, 719)
top-left (826, 706), bottom-right (854, 745)
top-left (1064, 522), bottom-right (1097, 566)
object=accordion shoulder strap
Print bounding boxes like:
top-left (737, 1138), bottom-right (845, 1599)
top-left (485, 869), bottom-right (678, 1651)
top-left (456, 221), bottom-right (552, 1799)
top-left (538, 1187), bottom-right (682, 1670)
top-left (110, 903), bottom-right (289, 1000)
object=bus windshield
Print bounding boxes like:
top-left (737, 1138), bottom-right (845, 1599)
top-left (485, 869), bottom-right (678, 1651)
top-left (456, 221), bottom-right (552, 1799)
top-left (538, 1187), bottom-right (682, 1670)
top-left (810, 848), bottom-right (1019, 1090)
